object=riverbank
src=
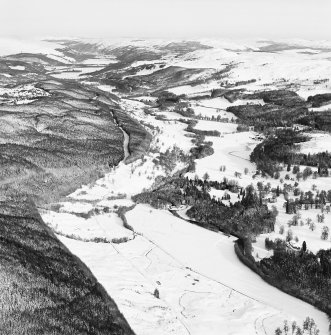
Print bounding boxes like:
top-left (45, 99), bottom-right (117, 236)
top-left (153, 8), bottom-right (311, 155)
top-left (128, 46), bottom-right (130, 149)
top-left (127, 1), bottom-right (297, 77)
top-left (234, 238), bottom-right (331, 332)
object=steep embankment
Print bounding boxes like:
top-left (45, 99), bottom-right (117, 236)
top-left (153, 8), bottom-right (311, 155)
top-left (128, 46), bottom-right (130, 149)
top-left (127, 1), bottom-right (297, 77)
top-left (111, 107), bottom-right (152, 164)
top-left (0, 196), bottom-right (135, 335)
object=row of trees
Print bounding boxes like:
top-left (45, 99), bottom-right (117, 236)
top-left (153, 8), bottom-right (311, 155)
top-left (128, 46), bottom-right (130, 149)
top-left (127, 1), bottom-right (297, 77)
top-left (186, 183), bottom-right (277, 236)
top-left (275, 318), bottom-right (320, 335)
top-left (227, 103), bottom-right (310, 131)
top-left (133, 178), bottom-right (276, 237)
top-left (259, 247), bottom-right (331, 316)
top-left (285, 194), bottom-right (331, 215)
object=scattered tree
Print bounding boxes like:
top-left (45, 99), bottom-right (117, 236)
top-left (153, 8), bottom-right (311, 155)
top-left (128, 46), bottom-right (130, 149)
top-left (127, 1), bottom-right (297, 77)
top-left (321, 226), bottom-right (329, 240)
top-left (203, 172), bottom-right (210, 181)
top-left (279, 225), bottom-right (285, 235)
top-left (309, 222), bottom-right (316, 231)
top-left (286, 229), bottom-right (293, 242)
top-left (153, 288), bottom-right (160, 299)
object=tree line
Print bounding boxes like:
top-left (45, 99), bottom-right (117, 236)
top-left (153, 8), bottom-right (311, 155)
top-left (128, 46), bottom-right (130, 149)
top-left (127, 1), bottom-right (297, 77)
top-left (250, 129), bottom-right (330, 177)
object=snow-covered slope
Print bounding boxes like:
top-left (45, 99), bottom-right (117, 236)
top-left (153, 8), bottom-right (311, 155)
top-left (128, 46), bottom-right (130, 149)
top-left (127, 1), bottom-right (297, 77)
top-left (0, 37), bottom-right (63, 57)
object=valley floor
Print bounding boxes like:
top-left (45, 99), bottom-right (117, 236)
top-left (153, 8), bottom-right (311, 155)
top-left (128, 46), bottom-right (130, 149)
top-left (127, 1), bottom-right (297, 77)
top-left (42, 117), bottom-right (328, 335)
top-left (41, 106), bottom-right (330, 334)
top-left (2, 37), bottom-right (331, 335)
top-left (35, 39), bottom-right (331, 334)
top-left (55, 204), bottom-right (329, 335)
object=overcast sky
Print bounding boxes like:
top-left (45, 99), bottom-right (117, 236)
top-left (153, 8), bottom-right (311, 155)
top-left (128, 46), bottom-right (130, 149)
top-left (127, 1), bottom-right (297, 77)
top-left (1, 0), bottom-right (330, 40)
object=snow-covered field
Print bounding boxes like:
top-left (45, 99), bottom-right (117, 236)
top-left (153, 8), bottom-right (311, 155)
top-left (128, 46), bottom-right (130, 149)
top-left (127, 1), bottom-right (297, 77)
top-left (190, 103), bottom-right (237, 120)
top-left (38, 87), bottom-right (331, 335)
top-left (121, 99), bottom-right (194, 154)
top-left (196, 97), bottom-right (265, 110)
top-left (186, 131), bottom-right (260, 186)
top-left (81, 57), bottom-right (118, 65)
top-left (42, 210), bottom-right (134, 242)
top-left (26, 37), bottom-right (331, 334)
top-left (51, 203), bottom-right (329, 335)
top-left (50, 66), bottom-right (102, 79)
top-left (167, 82), bottom-right (219, 96)
top-left (58, 235), bottom-right (190, 335)
top-left (111, 39), bottom-right (328, 99)
top-left (69, 158), bottom-right (163, 201)
top-left (0, 37), bottom-right (62, 57)
top-left (174, 44), bottom-right (331, 95)
top-left (9, 65), bottom-right (25, 71)
top-left (299, 132), bottom-right (331, 154)
top-left (40, 100), bottom-right (330, 335)
top-left (126, 205), bottom-right (329, 334)
top-left (310, 104), bottom-right (331, 112)
top-left (209, 188), bottom-right (240, 205)
top-left (254, 196), bottom-right (331, 256)
top-left (97, 84), bottom-right (117, 93)
top-left (194, 120), bottom-right (238, 133)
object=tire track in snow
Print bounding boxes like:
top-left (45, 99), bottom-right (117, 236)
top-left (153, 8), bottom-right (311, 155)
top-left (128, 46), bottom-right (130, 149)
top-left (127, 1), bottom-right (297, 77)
top-left (195, 103), bottom-right (227, 112)
top-left (228, 150), bottom-right (251, 162)
top-left (144, 247), bottom-right (155, 271)
top-left (261, 312), bottom-right (281, 335)
top-left (179, 290), bottom-right (218, 319)
top-left (138, 232), bottom-right (264, 305)
top-left (92, 216), bottom-right (192, 335)
top-left (254, 312), bottom-right (280, 335)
